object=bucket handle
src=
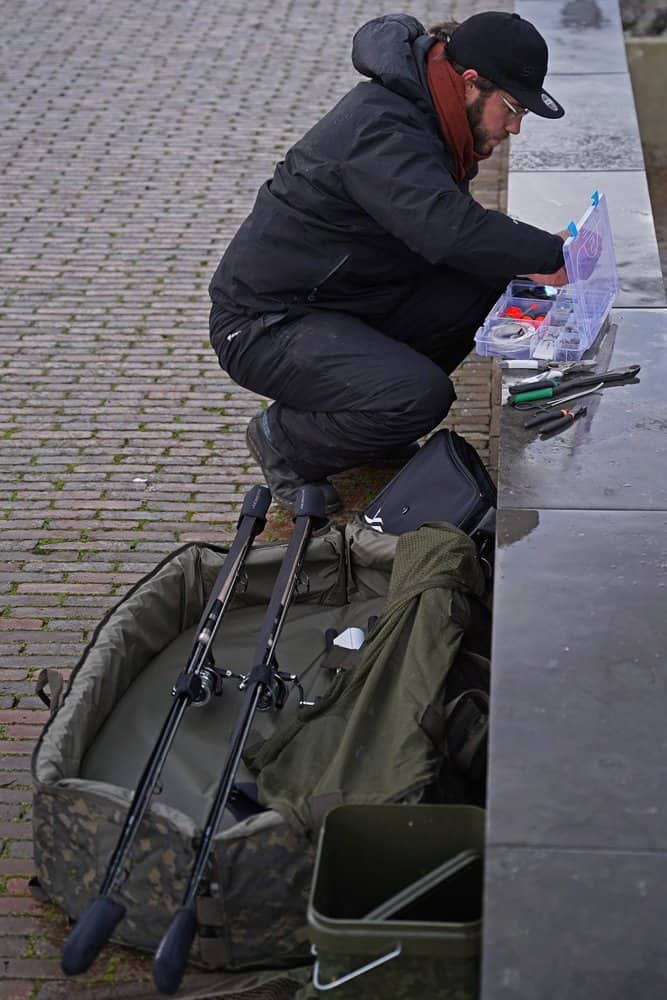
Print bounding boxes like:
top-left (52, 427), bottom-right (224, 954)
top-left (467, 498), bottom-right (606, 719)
top-left (311, 942), bottom-right (402, 991)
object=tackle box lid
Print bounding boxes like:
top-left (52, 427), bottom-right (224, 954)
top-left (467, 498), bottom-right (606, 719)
top-left (561, 190), bottom-right (619, 341)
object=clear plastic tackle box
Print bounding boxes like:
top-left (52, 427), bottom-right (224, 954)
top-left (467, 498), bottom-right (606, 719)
top-left (474, 191), bottom-right (619, 362)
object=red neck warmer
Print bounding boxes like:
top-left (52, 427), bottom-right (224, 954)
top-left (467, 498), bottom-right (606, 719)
top-left (426, 41), bottom-right (489, 181)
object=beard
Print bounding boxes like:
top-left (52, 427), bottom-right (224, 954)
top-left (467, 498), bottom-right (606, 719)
top-left (466, 92), bottom-right (505, 156)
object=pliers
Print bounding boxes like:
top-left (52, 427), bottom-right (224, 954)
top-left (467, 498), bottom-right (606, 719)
top-left (524, 404), bottom-right (588, 435)
top-left (509, 365), bottom-right (640, 405)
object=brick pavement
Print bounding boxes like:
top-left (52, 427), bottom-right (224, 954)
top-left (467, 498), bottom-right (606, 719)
top-left (0, 1), bottom-right (509, 996)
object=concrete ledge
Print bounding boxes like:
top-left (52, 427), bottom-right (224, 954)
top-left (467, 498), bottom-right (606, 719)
top-left (481, 2), bottom-right (667, 997)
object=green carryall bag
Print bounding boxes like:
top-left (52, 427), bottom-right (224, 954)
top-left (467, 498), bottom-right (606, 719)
top-left (247, 523), bottom-right (491, 832)
top-left (31, 520), bottom-right (489, 972)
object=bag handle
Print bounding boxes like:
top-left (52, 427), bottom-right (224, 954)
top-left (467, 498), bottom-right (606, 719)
top-left (35, 668), bottom-right (66, 715)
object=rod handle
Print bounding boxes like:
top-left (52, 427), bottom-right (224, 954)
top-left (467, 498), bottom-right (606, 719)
top-left (153, 906), bottom-right (197, 995)
top-left (293, 484), bottom-right (326, 521)
top-left (61, 895), bottom-right (126, 975)
top-left (240, 484), bottom-right (271, 520)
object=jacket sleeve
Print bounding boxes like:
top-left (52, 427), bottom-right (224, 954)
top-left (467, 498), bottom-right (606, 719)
top-left (341, 108), bottom-right (565, 277)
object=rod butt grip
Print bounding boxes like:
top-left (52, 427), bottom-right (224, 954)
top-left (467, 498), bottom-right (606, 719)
top-left (153, 906), bottom-right (197, 995)
top-left (293, 484), bottom-right (326, 520)
top-left (241, 484), bottom-right (271, 519)
top-left (61, 895), bottom-right (125, 975)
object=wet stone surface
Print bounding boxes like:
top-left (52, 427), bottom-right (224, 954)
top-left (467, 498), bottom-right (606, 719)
top-left (507, 171), bottom-right (665, 307)
top-left (517, 0), bottom-right (627, 73)
top-left (483, 845), bottom-right (667, 999)
top-left (487, 506), bottom-right (667, 850)
top-left (497, 308), bottom-right (667, 511)
top-left (509, 74), bottom-right (644, 172)
top-left (485, 5), bottom-right (667, 996)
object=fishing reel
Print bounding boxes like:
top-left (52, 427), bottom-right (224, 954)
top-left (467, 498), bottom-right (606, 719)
top-left (174, 647), bottom-right (318, 712)
top-left (257, 671), bottom-right (291, 712)
top-left (172, 659), bottom-right (248, 709)
top-left (257, 672), bottom-right (319, 711)
top-left (254, 666), bottom-right (317, 712)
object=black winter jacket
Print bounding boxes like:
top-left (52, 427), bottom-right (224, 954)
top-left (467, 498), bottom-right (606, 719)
top-left (209, 14), bottom-right (565, 319)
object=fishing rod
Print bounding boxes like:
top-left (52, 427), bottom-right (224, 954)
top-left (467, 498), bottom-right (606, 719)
top-left (153, 484), bottom-right (326, 994)
top-left (61, 484), bottom-right (272, 977)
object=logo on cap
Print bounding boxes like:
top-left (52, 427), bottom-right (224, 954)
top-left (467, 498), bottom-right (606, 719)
top-left (541, 93), bottom-right (559, 112)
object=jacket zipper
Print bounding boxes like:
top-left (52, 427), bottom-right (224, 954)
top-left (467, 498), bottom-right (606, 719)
top-left (306, 253), bottom-right (350, 303)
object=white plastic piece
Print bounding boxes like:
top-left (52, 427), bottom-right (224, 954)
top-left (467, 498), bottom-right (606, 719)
top-left (332, 627), bottom-right (366, 650)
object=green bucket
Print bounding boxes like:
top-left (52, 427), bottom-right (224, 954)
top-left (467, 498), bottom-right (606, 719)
top-left (307, 803), bottom-right (485, 999)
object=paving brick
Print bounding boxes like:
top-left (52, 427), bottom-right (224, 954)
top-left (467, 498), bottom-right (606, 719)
top-left (5, 843), bottom-right (33, 861)
top-left (0, 824), bottom-right (33, 840)
top-left (0, 982), bottom-right (35, 1000)
top-left (0, 899), bottom-right (45, 918)
top-left (2, 958), bottom-right (63, 979)
top-left (0, 727), bottom-right (43, 741)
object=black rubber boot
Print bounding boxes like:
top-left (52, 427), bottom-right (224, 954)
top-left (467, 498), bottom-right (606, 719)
top-left (245, 414), bottom-right (342, 515)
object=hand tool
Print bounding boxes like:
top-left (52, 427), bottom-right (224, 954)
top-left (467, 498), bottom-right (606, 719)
top-left (546, 359), bottom-right (597, 373)
top-left (539, 406), bottom-right (588, 436)
top-left (539, 385), bottom-right (603, 408)
top-left (524, 405), bottom-right (588, 432)
top-left (498, 359), bottom-right (548, 370)
top-left (508, 375), bottom-right (560, 394)
top-left (511, 383), bottom-right (603, 410)
top-left (507, 360), bottom-right (598, 390)
top-left (509, 365), bottom-right (640, 404)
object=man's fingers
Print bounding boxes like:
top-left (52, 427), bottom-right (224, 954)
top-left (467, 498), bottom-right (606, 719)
top-left (524, 266), bottom-right (569, 287)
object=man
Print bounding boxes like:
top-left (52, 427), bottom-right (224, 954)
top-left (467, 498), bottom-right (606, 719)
top-left (209, 11), bottom-right (568, 514)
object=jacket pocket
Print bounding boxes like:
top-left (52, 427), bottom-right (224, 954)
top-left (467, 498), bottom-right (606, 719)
top-left (305, 253), bottom-right (350, 303)
top-left (261, 310), bottom-right (288, 330)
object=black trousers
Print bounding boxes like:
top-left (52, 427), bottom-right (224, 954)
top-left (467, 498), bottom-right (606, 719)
top-left (210, 269), bottom-right (504, 480)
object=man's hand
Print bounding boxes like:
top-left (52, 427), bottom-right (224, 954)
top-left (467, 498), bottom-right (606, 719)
top-left (521, 229), bottom-right (571, 287)
top-left (527, 226), bottom-right (603, 286)
top-left (523, 265), bottom-right (569, 287)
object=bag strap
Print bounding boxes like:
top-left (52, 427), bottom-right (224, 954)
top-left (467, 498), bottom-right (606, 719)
top-left (445, 689), bottom-right (489, 781)
top-left (35, 668), bottom-right (66, 716)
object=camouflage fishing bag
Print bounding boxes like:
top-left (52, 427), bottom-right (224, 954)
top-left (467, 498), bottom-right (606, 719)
top-left (31, 520), bottom-right (490, 973)
top-left (31, 521), bottom-right (397, 971)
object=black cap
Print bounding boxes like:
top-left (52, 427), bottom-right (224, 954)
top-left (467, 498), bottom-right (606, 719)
top-left (447, 11), bottom-right (564, 119)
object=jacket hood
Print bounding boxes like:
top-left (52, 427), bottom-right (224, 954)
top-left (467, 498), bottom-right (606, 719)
top-left (352, 14), bottom-right (437, 114)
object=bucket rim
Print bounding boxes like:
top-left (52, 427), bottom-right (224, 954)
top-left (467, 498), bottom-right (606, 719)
top-left (307, 909), bottom-right (481, 959)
